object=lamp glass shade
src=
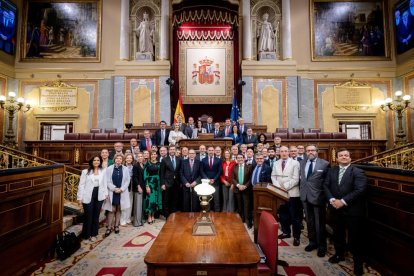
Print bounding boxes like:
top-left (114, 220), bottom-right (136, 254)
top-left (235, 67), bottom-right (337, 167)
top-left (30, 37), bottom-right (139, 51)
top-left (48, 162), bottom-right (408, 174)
top-left (384, 98), bottom-right (393, 104)
top-left (194, 179), bottom-right (215, 196)
top-left (403, 95), bottom-right (411, 101)
top-left (8, 91), bottom-right (16, 98)
top-left (0, 95), bottom-right (5, 102)
top-left (395, 90), bottom-right (403, 97)
top-left (17, 97), bottom-right (24, 103)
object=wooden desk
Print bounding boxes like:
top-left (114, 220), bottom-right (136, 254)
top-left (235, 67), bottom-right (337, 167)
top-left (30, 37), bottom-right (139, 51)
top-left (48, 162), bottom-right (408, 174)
top-left (253, 184), bottom-right (288, 242)
top-left (145, 212), bottom-right (260, 276)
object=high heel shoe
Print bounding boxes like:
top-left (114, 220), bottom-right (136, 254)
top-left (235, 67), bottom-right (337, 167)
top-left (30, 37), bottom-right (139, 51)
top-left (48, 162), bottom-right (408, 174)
top-left (114, 226), bottom-right (120, 234)
top-left (104, 228), bottom-right (112, 237)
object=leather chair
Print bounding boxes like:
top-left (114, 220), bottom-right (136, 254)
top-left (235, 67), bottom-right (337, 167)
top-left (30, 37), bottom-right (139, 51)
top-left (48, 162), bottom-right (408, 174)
top-left (264, 132), bottom-right (273, 140)
top-left (275, 128), bottom-right (288, 133)
top-left (318, 132), bottom-right (333, 139)
top-left (89, 128), bottom-right (102, 133)
top-left (257, 211), bottom-right (278, 276)
top-left (332, 132), bottom-right (347, 139)
top-left (79, 133), bottom-right (94, 140)
top-left (292, 128), bottom-right (304, 133)
top-left (274, 132), bottom-right (287, 139)
top-left (64, 133), bottom-right (79, 140)
top-left (94, 133), bottom-right (109, 140)
top-left (288, 132), bottom-right (303, 139)
top-left (104, 128), bottom-right (117, 133)
top-left (303, 132), bottom-right (317, 139)
top-left (138, 132), bottom-right (146, 139)
top-left (308, 128), bottom-right (321, 133)
top-left (109, 133), bottom-right (124, 140)
top-left (124, 133), bottom-right (138, 140)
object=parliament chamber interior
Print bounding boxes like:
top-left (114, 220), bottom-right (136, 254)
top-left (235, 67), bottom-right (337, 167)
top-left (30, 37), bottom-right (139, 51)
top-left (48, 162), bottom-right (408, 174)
top-left (0, 0), bottom-right (413, 275)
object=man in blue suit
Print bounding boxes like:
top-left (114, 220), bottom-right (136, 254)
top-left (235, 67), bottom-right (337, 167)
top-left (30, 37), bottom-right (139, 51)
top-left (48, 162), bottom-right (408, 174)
top-left (180, 149), bottom-right (201, 212)
top-left (251, 153), bottom-right (272, 185)
top-left (200, 146), bottom-right (222, 211)
top-left (139, 130), bottom-right (154, 151)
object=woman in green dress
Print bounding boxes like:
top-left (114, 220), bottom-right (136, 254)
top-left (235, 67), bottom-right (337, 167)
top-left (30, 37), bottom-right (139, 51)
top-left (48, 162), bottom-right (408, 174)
top-left (143, 150), bottom-right (162, 224)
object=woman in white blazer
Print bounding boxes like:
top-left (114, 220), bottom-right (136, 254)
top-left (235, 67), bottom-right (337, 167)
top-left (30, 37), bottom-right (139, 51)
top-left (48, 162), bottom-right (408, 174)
top-left (103, 153), bottom-right (131, 237)
top-left (77, 155), bottom-right (108, 242)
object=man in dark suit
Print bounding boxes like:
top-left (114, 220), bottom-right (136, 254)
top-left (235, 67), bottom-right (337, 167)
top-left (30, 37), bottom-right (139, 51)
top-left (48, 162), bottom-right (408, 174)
top-left (324, 148), bottom-right (367, 276)
top-left (213, 122), bottom-right (224, 138)
top-left (160, 145), bottom-right (182, 217)
top-left (232, 154), bottom-right (253, 228)
top-left (251, 153), bottom-right (272, 185)
top-left (203, 116), bottom-right (214, 133)
top-left (154, 120), bottom-right (170, 146)
top-left (180, 149), bottom-right (201, 212)
top-left (196, 144), bottom-right (207, 161)
top-left (184, 116), bottom-right (195, 138)
top-left (200, 146), bottom-right (222, 212)
top-left (299, 144), bottom-right (330, 257)
top-left (139, 130), bottom-right (154, 151)
top-left (244, 128), bottom-right (258, 149)
top-left (237, 117), bottom-right (248, 140)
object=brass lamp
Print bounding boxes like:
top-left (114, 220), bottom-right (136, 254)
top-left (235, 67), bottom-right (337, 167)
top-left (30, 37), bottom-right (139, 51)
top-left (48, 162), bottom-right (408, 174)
top-left (193, 179), bottom-right (216, 236)
top-left (380, 90), bottom-right (413, 145)
top-left (0, 92), bottom-right (32, 148)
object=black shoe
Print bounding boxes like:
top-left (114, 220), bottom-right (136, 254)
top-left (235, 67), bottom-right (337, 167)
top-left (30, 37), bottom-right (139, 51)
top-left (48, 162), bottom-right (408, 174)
top-left (317, 249), bottom-right (326, 257)
top-left (304, 244), bottom-right (317, 252)
top-left (278, 233), bottom-right (291, 239)
top-left (104, 228), bottom-right (111, 237)
top-left (293, 238), bottom-right (300, 246)
top-left (114, 226), bottom-right (120, 234)
top-left (247, 223), bottom-right (253, 229)
top-left (328, 255), bottom-right (345, 264)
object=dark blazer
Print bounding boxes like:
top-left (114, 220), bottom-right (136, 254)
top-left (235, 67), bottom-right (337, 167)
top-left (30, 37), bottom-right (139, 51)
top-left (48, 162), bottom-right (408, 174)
top-left (196, 153), bottom-right (207, 161)
top-left (132, 163), bottom-right (145, 192)
top-left (324, 165), bottom-right (367, 216)
top-left (300, 158), bottom-right (330, 205)
top-left (154, 128), bottom-right (170, 146)
top-left (231, 164), bottom-right (252, 192)
top-left (180, 159), bottom-right (201, 184)
top-left (179, 123), bottom-right (187, 132)
top-left (139, 138), bottom-right (155, 151)
top-left (184, 125), bottom-right (195, 138)
top-left (200, 156), bottom-right (222, 182)
top-left (244, 134), bottom-right (258, 147)
top-left (203, 123), bottom-right (214, 133)
top-left (160, 155), bottom-right (182, 188)
top-left (237, 124), bottom-right (248, 137)
top-left (213, 129), bottom-right (224, 138)
top-left (227, 133), bottom-right (243, 145)
top-left (252, 162), bottom-right (272, 183)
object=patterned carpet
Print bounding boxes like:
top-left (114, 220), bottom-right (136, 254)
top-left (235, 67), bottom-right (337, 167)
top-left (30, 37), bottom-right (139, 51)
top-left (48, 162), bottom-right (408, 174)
top-left (31, 216), bottom-right (381, 276)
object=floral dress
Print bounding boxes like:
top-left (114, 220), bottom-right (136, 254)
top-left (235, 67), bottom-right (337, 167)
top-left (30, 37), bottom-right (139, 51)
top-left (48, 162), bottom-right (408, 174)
top-left (143, 161), bottom-right (162, 214)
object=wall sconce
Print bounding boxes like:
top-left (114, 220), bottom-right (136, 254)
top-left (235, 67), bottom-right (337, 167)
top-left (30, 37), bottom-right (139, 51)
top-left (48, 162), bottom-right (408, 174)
top-left (0, 92), bottom-right (32, 148)
top-left (238, 79), bottom-right (246, 86)
top-left (380, 90), bottom-right (413, 145)
top-left (166, 78), bottom-right (174, 87)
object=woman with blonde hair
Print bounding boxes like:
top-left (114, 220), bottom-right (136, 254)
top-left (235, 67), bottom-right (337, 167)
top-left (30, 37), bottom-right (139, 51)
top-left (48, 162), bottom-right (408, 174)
top-left (120, 153), bottom-right (135, 226)
top-left (103, 153), bottom-right (131, 236)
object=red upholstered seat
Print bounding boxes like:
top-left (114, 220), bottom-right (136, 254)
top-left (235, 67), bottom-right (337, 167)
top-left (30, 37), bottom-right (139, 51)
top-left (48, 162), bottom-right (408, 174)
top-left (104, 128), bottom-right (117, 133)
top-left (257, 211), bottom-right (278, 275)
top-left (292, 128), bottom-right (304, 133)
top-left (303, 132), bottom-right (317, 139)
top-left (109, 133), bottom-right (124, 140)
top-left (94, 133), bottom-right (109, 140)
top-left (332, 132), bottom-right (347, 139)
top-left (64, 133), bottom-right (79, 140)
top-left (124, 133), bottom-right (138, 140)
top-left (79, 133), bottom-right (94, 140)
top-left (274, 132), bottom-right (287, 139)
top-left (318, 132), bottom-right (333, 139)
top-left (308, 128), bottom-right (321, 133)
top-left (288, 132), bottom-right (303, 139)
top-left (275, 128), bottom-right (288, 133)
top-left (89, 128), bottom-right (102, 133)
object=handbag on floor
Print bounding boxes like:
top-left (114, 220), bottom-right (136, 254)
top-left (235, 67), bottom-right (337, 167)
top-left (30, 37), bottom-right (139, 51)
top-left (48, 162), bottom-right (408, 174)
top-left (55, 231), bottom-right (81, 260)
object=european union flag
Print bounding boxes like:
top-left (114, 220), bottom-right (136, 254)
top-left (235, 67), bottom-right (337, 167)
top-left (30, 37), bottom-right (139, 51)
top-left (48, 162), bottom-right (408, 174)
top-left (230, 93), bottom-right (239, 123)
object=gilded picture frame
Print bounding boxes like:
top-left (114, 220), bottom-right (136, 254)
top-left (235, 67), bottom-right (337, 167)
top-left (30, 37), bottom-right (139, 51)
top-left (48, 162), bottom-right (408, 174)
top-left (310, 0), bottom-right (390, 61)
top-left (20, 0), bottom-right (102, 62)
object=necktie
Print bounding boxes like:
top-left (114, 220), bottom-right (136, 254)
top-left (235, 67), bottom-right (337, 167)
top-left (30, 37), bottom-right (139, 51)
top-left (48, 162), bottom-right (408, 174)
top-left (209, 157), bottom-right (213, 168)
top-left (190, 160), bottom-right (194, 170)
top-left (282, 160), bottom-right (286, 171)
top-left (146, 139), bottom-right (150, 150)
top-left (307, 160), bottom-right (313, 179)
top-left (338, 167), bottom-right (345, 185)
top-left (208, 124), bottom-right (211, 132)
top-left (172, 157), bottom-right (176, 170)
top-left (248, 135), bottom-right (251, 141)
top-left (239, 165), bottom-right (244, 184)
top-left (252, 165), bottom-right (261, 185)
top-left (215, 130), bottom-right (218, 136)
top-left (225, 127), bottom-right (229, 136)
top-left (270, 159), bottom-right (274, 168)
top-left (161, 130), bottom-right (165, 145)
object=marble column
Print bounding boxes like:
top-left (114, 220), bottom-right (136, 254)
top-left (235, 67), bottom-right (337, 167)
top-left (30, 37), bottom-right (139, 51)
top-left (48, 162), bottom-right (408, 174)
top-left (160, 0), bottom-right (169, 60)
top-left (282, 0), bottom-right (292, 60)
top-left (242, 0), bottom-right (252, 60)
top-left (120, 0), bottom-right (130, 60)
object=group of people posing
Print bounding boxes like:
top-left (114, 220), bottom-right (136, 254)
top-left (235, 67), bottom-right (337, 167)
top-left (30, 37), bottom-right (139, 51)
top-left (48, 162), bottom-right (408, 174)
top-left (76, 117), bottom-right (367, 276)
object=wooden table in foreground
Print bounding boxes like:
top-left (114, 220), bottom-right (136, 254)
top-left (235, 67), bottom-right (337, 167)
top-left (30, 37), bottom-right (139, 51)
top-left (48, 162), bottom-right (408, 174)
top-left (144, 212), bottom-right (260, 276)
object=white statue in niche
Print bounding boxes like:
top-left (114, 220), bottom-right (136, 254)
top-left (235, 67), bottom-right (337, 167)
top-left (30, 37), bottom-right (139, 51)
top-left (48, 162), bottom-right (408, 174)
top-left (257, 13), bottom-right (278, 60)
top-left (134, 11), bottom-right (154, 60)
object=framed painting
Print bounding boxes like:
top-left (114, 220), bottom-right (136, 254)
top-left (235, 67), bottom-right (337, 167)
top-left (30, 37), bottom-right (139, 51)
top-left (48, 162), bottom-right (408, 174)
top-left (20, 0), bottom-right (101, 62)
top-left (310, 0), bottom-right (390, 61)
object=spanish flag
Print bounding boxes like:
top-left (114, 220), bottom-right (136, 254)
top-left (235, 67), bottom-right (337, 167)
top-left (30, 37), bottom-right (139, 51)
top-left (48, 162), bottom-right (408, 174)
top-left (173, 96), bottom-right (185, 123)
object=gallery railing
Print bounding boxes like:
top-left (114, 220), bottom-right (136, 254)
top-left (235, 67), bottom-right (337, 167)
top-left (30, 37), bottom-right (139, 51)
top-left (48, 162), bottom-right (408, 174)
top-left (0, 145), bottom-right (81, 203)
